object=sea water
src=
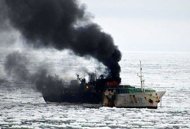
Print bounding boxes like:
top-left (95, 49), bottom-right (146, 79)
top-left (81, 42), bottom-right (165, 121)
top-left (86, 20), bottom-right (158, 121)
top-left (0, 50), bottom-right (190, 129)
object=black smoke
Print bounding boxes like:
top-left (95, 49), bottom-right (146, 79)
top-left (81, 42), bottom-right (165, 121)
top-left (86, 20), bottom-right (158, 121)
top-left (4, 51), bottom-right (30, 81)
top-left (4, 51), bottom-right (80, 97)
top-left (3, 0), bottom-right (122, 80)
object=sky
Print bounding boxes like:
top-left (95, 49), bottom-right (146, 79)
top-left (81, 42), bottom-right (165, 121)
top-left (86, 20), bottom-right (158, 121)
top-left (80, 0), bottom-right (190, 52)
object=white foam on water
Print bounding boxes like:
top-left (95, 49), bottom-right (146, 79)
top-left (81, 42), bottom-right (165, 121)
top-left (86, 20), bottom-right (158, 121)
top-left (0, 51), bottom-right (190, 129)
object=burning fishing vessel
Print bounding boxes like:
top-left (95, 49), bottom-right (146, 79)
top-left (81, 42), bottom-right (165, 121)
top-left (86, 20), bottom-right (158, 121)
top-left (42, 61), bottom-right (165, 109)
top-left (3, 0), bottom-right (165, 108)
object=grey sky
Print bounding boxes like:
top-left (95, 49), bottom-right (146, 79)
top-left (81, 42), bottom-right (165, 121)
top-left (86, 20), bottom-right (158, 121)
top-left (80, 0), bottom-right (190, 52)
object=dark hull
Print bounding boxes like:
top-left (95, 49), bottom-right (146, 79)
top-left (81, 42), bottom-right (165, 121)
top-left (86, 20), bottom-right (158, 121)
top-left (42, 91), bottom-right (103, 104)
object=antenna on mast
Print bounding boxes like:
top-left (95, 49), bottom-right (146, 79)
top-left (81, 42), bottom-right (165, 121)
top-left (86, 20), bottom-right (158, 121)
top-left (137, 60), bottom-right (145, 92)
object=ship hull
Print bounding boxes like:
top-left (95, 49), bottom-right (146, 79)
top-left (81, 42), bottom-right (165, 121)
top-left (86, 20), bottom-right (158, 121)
top-left (42, 91), bottom-right (103, 104)
top-left (111, 91), bottom-right (166, 109)
top-left (43, 91), bottom-right (166, 109)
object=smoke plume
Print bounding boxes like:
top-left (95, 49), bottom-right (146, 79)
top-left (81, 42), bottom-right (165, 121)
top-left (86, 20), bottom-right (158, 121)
top-left (4, 51), bottom-right (81, 97)
top-left (4, 51), bottom-right (30, 81)
top-left (3, 0), bottom-right (122, 80)
top-left (0, 0), bottom-right (9, 30)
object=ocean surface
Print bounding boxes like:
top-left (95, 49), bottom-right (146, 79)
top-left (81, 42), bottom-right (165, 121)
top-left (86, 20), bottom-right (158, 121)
top-left (0, 50), bottom-right (190, 129)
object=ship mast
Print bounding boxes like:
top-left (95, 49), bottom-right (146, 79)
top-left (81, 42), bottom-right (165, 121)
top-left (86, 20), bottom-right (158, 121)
top-left (138, 61), bottom-right (144, 92)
